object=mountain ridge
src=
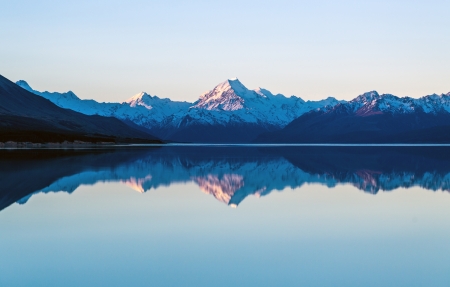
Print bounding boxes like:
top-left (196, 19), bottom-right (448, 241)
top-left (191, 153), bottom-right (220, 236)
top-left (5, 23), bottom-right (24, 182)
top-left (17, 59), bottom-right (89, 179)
top-left (256, 90), bottom-right (450, 143)
top-left (0, 75), bottom-right (160, 143)
top-left (14, 77), bottom-right (450, 143)
top-left (16, 78), bottom-right (341, 142)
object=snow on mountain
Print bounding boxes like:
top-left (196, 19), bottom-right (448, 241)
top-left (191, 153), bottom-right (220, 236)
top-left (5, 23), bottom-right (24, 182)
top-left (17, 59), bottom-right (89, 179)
top-left (194, 78), bottom-right (248, 111)
top-left (17, 78), bottom-right (450, 142)
top-left (16, 80), bottom-right (80, 105)
top-left (126, 92), bottom-right (154, 109)
top-left (414, 93), bottom-right (450, 113)
top-left (125, 92), bottom-right (190, 116)
top-left (327, 90), bottom-right (450, 116)
top-left (16, 80), bottom-right (191, 130)
top-left (181, 78), bottom-right (341, 128)
top-left (16, 79), bottom-right (340, 131)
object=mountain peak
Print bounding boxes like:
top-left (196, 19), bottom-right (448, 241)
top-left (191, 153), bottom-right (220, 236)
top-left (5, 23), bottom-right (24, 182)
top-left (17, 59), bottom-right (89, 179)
top-left (204, 78), bottom-right (248, 97)
top-left (194, 78), bottom-right (253, 111)
top-left (125, 92), bottom-right (154, 109)
top-left (227, 78), bottom-right (249, 94)
top-left (353, 91), bottom-right (380, 103)
top-left (15, 79), bottom-right (80, 101)
top-left (127, 92), bottom-right (151, 101)
top-left (16, 80), bottom-right (33, 91)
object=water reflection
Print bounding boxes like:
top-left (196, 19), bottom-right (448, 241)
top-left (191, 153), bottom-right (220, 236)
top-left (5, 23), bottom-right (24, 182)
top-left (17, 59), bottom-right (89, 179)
top-left (1, 146), bottom-right (450, 211)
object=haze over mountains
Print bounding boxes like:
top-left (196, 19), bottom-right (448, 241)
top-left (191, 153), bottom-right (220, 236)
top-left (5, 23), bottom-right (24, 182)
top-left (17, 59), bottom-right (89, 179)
top-left (10, 75), bottom-right (450, 143)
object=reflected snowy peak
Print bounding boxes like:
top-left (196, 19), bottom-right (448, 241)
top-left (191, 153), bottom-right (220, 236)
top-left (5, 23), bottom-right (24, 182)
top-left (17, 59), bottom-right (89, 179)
top-left (194, 174), bottom-right (244, 204)
top-left (1, 146), bottom-right (450, 211)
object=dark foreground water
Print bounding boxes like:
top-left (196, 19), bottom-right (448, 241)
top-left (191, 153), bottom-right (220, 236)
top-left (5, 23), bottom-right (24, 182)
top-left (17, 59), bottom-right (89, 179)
top-left (1, 145), bottom-right (450, 287)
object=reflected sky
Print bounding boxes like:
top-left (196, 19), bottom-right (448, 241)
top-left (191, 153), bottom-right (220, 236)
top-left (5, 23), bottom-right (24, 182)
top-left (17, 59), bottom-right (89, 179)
top-left (1, 146), bottom-right (450, 286)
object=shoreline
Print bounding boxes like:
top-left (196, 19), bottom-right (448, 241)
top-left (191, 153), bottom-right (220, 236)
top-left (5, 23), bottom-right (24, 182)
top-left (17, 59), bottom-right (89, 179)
top-left (0, 140), bottom-right (117, 148)
top-left (2, 142), bottom-right (450, 149)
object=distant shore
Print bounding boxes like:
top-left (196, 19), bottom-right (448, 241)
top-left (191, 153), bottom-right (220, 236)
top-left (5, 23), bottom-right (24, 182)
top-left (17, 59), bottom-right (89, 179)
top-left (0, 140), bottom-right (116, 148)
top-left (3, 142), bottom-right (450, 149)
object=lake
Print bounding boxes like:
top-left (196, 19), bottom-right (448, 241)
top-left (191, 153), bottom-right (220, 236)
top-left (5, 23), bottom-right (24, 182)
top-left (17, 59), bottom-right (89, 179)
top-left (1, 145), bottom-right (450, 287)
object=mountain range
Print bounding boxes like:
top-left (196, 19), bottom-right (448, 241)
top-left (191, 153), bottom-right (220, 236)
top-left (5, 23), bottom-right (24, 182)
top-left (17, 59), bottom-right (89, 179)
top-left (16, 78), bottom-right (340, 142)
top-left (257, 91), bottom-right (450, 143)
top-left (0, 75), bottom-right (160, 143)
top-left (9, 75), bottom-right (450, 143)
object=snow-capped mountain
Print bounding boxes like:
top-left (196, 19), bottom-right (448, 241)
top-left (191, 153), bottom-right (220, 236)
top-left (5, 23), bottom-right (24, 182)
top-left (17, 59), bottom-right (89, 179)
top-left (158, 78), bottom-right (341, 142)
top-left (124, 91), bottom-right (191, 120)
top-left (15, 80), bottom-right (191, 131)
top-left (184, 78), bottom-right (340, 127)
top-left (330, 90), bottom-right (450, 116)
top-left (0, 77), bottom-right (157, 143)
top-left (257, 90), bottom-right (450, 143)
top-left (15, 78), bottom-right (450, 143)
top-left (16, 78), bottom-right (340, 142)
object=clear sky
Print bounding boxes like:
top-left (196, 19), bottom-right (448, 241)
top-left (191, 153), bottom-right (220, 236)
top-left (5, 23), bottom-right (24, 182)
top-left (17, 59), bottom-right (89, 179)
top-left (1, 0), bottom-right (449, 102)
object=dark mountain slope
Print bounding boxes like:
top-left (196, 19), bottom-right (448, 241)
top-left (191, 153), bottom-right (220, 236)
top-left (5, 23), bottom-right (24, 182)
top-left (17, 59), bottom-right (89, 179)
top-left (256, 103), bottom-right (450, 143)
top-left (159, 122), bottom-right (279, 143)
top-left (0, 74), bottom-right (161, 143)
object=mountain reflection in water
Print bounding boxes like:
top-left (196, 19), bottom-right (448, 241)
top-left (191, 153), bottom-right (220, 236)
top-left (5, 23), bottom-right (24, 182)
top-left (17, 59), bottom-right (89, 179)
top-left (1, 145), bottom-right (450, 211)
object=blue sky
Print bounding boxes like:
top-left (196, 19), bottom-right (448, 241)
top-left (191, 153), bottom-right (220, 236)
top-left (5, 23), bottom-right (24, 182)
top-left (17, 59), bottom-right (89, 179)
top-left (1, 0), bottom-right (449, 102)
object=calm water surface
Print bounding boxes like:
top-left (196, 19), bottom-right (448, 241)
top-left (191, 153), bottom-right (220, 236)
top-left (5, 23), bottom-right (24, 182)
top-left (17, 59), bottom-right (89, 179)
top-left (1, 146), bottom-right (450, 287)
